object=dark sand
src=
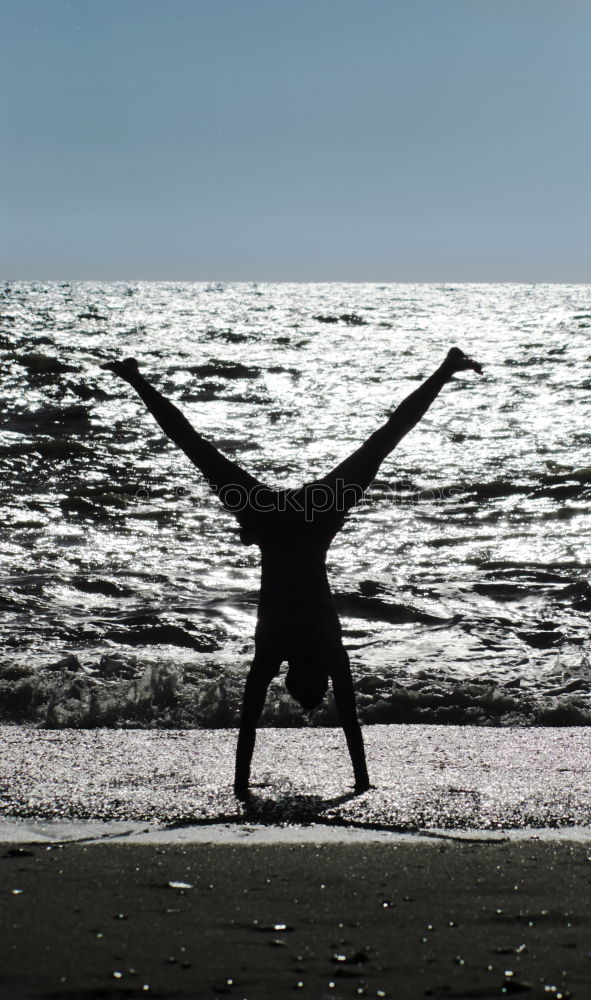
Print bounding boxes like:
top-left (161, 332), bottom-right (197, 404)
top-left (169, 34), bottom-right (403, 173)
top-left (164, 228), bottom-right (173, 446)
top-left (1, 838), bottom-right (588, 1000)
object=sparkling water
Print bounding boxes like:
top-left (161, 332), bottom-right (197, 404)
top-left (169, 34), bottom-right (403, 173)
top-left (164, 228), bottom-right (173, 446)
top-left (1, 281), bottom-right (589, 727)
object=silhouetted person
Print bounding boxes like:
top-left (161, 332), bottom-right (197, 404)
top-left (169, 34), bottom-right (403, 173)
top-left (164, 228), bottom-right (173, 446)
top-left (102, 347), bottom-right (482, 799)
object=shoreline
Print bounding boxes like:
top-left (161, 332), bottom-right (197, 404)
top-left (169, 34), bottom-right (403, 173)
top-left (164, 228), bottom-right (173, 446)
top-left (3, 817), bottom-right (591, 847)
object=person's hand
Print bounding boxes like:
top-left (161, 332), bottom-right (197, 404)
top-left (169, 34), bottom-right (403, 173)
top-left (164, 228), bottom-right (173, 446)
top-left (444, 347), bottom-right (483, 376)
top-left (234, 780), bottom-right (251, 803)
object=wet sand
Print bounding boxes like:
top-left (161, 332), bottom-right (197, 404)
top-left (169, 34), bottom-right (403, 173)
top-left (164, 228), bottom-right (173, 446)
top-left (1, 837), bottom-right (588, 999)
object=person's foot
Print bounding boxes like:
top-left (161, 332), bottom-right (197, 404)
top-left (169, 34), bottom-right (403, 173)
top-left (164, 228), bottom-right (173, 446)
top-left (444, 347), bottom-right (483, 375)
top-left (100, 357), bottom-right (140, 380)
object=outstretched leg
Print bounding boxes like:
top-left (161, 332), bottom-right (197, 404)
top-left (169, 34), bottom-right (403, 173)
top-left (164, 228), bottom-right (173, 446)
top-left (234, 655), bottom-right (281, 799)
top-left (102, 358), bottom-right (261, 502)
top-left (330, 649), bottom-right (370, 793)
top-left (319, 347), bottom-right (482, 510)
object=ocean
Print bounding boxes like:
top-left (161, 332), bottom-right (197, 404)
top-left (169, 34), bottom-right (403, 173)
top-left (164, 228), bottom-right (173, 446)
top-left (1, 281), bottom-right (590, 730)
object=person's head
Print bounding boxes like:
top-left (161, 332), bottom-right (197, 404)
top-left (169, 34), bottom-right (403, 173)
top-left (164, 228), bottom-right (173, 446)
top-left (285, 658), bottom-right (328, 711)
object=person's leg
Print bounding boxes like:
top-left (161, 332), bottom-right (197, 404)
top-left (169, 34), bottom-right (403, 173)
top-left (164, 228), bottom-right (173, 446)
top-left (234, 653), bottom-right (282, 799)
top-left (329, 648), bottom-right (370, 793)
top-left (319, 347), bottom-right (482, 511)
top-left (102, 358), bottom-right (261, 499)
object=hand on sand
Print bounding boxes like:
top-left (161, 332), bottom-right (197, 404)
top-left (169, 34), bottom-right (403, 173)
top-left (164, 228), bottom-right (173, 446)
top-left (444, 347), bottom-right (483, 376)
top-left (234, 781), bottom-right (251, 803)
top-left (100, 357), bottom-right (140, 380)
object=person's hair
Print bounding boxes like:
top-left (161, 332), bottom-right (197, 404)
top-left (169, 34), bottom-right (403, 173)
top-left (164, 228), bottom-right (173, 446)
top-left (285, 664), bottom-right (328, 710)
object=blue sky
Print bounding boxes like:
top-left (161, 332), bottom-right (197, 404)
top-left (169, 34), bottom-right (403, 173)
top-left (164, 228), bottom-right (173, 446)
top-left (2, 0), bottom-right (590, 281)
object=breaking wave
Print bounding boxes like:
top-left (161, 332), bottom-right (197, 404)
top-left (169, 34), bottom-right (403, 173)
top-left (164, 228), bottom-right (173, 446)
top-left (1, 646), bottom-right (590, 730)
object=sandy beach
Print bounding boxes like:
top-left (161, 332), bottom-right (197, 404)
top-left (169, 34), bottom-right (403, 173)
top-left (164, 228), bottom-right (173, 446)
top-left (1, 725), bottom-right (590, 997)
top-left (2, 724), bottom-right (591, 829)
top-left (1, 836), bottom-right (588, 999)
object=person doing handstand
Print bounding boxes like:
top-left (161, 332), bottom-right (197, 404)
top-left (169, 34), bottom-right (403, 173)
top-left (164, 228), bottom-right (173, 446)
top-left (102, 347), bottom-right (482, 799)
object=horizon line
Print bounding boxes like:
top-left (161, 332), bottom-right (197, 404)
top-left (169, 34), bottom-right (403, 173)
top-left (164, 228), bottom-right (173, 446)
top-left (2, 276), bottom-right (590, 286)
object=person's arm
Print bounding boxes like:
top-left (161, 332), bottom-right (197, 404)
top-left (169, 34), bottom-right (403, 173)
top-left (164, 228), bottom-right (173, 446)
top-left (234, 662), bottom-right (276, 799)
top-left (331, 660), bottom-right (370, 793)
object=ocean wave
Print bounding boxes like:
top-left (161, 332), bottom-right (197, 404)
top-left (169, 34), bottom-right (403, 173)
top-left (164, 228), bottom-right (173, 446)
top-left (188, 362), bottom-right (261, 379)
top-left (429, 473), bottom-right (591, 505)
top-left (1, 649), bottom-right (589, 730)
top-left (72, 577), bottom-right (135, 598)
top-left (205, 327), bottom-right (253, 344)
top-left (335, 593), bottom-right (449, 625)
top-left (13, 352), bottom-right (77, 375)
top-left (313, 313), bottom-right (368, 326)
top-left (0, 436), bottom-right (92, 458)
top-left (5, 404), bottom-right (92, 436)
